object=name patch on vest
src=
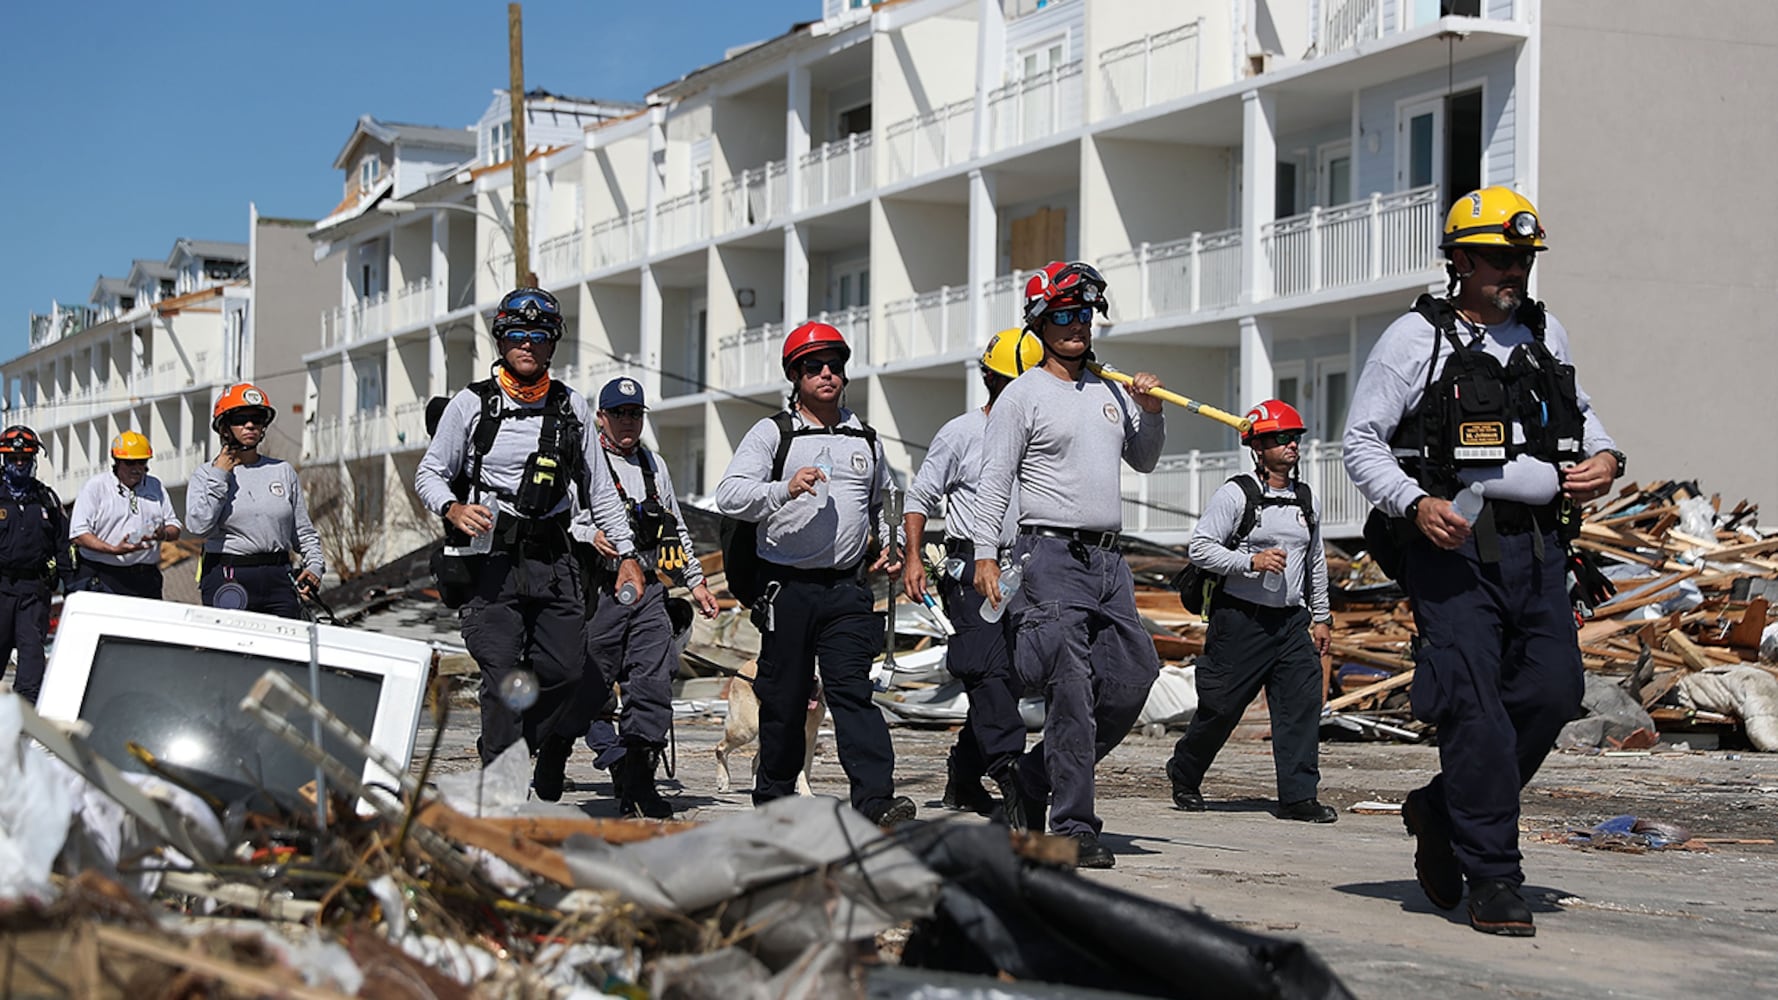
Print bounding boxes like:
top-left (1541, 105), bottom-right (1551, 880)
top-left (1454, 420), bottom-right (1508, 461)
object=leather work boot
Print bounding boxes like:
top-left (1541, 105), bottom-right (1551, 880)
top-left (866, 795), bottom-right (919, 826)
top-left (1402, 787), bottom-right (1463, 911)
top-left (1467, 878), bottom-right (1535, 936)
top-left (990, 760), bottom-right (1034, 833)
top-left (618, 748), bottom-right (674, 819)
top-left (1278, 798), bottom-right (1338, 823)
top-left (530, 733), bottom-right (575, 803)
top-left (1166, 757), bottom-right (1205, 812)
top-left (1072, 831), bottom-right (1116, 870)
top-left (942, 748), bottom-right (998, 816)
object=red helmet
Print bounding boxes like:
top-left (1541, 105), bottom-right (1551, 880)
top-left (781, 321), bottom-right (852, 378)
top-left (0, 425), bottom-right (43, 455)
top-left (1023, 260), bottom-right (1109, 325)
top-left (1241, 399), bottom-right (1306, 445)
top-left (213, 382), bottom-right (277, 432)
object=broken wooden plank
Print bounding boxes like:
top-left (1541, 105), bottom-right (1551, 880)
top-left (1323, 670), bottom-right (1415, 712)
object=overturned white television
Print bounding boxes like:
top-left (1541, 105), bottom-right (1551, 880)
top-left (37, 591), bottom-right (431, 808)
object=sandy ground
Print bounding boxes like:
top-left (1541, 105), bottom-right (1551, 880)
top-left (418, 711), bottom-right (1778, 999)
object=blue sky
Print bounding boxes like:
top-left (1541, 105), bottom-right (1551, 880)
top-left (0, 0), bottom-right (817, 360)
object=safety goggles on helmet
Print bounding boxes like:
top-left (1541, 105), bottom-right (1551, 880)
top-left (1042, 306), bottom-right (1097, 327)
top-left (793, 355), bottom-right (847, 377)
top-left (1466, 247), bottom-right (1537, 272)
top-left (492, 288), bottom-right (564, 338)
top-left (497, 328), bottom-right (559, 345)
top-left (1024, 261), bottom-right (1110, 324)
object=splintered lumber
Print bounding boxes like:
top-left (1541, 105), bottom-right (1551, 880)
top-left (1327, 642), bottom-right (1414, 673)
top-left (472, 814), bottom-right (696, 846)
top-left (414, 800), bottom-right (576, 886)
top-left (1664, 631), bottom-right (1718, 673)
top-left (92, 925), bottom-right (352, 1000)
top-left (1323, 670), bottom-right (1415, 711)
top-left (1592, 567), bottom-right (1702, 617)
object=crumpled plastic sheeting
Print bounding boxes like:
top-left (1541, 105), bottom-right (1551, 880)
top-left (1138, 665), bottom-right (1198, 727)
top-left (562, 795), bottom-right (941, 969)
top-left (653, 942), bottom-right (855, 1000)
top-left (433, 741), bottom-right (587, 891)
top-left (1678, 665), bottom-right (1778, 751)
top-left (1556, 673), bottom-right (1657, 750)
top-left (900, 822), bottom-right (1354, 1000)
top-left (0, 693), bottom-right (73, 903)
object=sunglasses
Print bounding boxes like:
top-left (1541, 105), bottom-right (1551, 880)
top-left (499, 329), bottom-right (558, 345)
top-left (1255, 430), bottom-right (1304, 448)
top-left (1468, 247), bottom-right (1537, 271)
top-left (226, 410), bottom-right (270, 427)
top-left (1044, 307), bottom-right (1096, 327)
top-left (604, 406), bottom-right (646, 420)
top-left (795, 356), bottom-right (846, 377)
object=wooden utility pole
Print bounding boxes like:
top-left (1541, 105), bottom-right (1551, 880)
top-left (506, 3), bottom-right (534, 287)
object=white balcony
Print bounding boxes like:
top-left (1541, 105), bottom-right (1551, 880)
top-left (1318, 0), bottom-right (1513, 59)
top-left (877, 287), bottom-right (971, 367)
top-left (1120, 440), bottom-right (1367, 541)
top-left (154, 442), bottom-right (208, 486)
top-left (980, 273), bottom-right (1023, 333)
top-left (1262, 185), bottom-right (1441, 300)
top-left (882, 100), bottom-right (974, 186)
top-left (798, 132), bottom-right (873, 211)
top-left (720, 160), bottom-right (790, 234)
top-left (715, 307), bottom-right (869, 392)
top-left (986, 61), bottom-right (1084, 154)
top-left (321, 278), bottom-right (434, 349)
top-left (656, 190), bottom-right (712, 252)
top-left (555, 357), bottom-right (638, 396)
top-left (306, 408), bottom-right (394, 464)
top-left (1098, 228), bottom-right (1244, 323)
top-left (537, 232), bottom-right (582, 285)
top-left (1098, 20), bottom-right (1204, 119)
top-left (589, 211), bottom-right (644, 270)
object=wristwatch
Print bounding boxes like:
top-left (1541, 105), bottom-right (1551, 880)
top-left (438, 500), bottom-right (457, 518)
top-left (1405, 496), bottom-right (1426, 521)
top-left (1602, 448), bottom-right (1627, 477)
top-left (616, 549), bottom-right (641, 563)
top-left (1313, 614), bottom-right (1334, 626)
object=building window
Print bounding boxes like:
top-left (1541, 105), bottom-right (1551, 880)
top-left (159, 279), bottom-right (176, 298)
top-left (837, 103), bottom-right (871, 137)
top-left (1019, 38), bottom-right (1066, 79)
top-left (359, 156), bottom-right (380, 194)
top-left (489, 120), bottom-right (513, 166)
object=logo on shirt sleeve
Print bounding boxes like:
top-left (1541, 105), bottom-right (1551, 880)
top-left (1102, 403), bottom-right (1120, 424)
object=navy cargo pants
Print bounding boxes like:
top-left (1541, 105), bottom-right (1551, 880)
top-left (555, 578), bottom-right (675, 749)
top-left (937, 552), bottom-right (1027, 782)
top-left (0, 579), bottom-right (52, 703)
top-left (1010, 534), bottom-right (1161, 838)
top-left (1170, 597), bottom-right (1323, 804)
top-left (752, 564), bottom-right (898, 817)
top-left (460, 533), bottom-right (585, 766)
top-left (1405, 526), bottom-right (1583, 884)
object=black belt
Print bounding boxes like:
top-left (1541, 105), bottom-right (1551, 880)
top-left (763, 561), bottom-right (863, 585)
top-left (1210, 591), bottom-right (1306, 617)
top-left (1487, 500), bottom-right (1559, 536)
top-left (1020, 525), bottom-right (1121, 549)
top-left (211, 550), bottom-right (291, 568)
top-left (0, 567), bottom-right (47, 583)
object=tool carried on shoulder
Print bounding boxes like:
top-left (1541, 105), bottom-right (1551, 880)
top-left (1087, 362), bottom-right (1252, 435)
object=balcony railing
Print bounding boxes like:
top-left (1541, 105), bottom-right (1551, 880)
top-left (537, 232), bottom-right (582, 284)
top-left (715, 307), bottom-right (869, 392)
top-left (986, 61), bottom-right (1084, 154)
top-left (1098, 228), bottom-right (1244, 323)
top-left (589, 211), bottom-right (645, 270)
top-left (1120, 440), bottom-right (1366, 539)
top-left (1319, 0), bottom-right (1505, 58)
top-left (306, 408), bottom-right (394, 464)
top-left (980, 273), bottom-right (1022, 333)
top-left (1098, 20), bottom-right (1203, 118)
top-left (798, 132), bottom-right (873, 211)
top-left (321, 278), bottom-right (434, 348)
top-left (882, 100), bottom-right (974, 185)
top-left (1263, 185), bottom-right (1441, 299)
top-left (655, 190), bottom-right (712, 252)
top-left (720, 160), bottom-right (790, 234)
top-left (877, 287), bottom-right (971, 367)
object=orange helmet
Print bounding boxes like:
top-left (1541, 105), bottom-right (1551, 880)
top-left (1241, 399), bottom-right (1306, 445)
top-left (0, 425), bottom-right (43, 455)
top-left (1023, 260), bottom-right (1108, 325)
top-left (110, 430), bottom-right (153, 460)
top-left (781, 321), bottom-right (851, 378)
top-left (213, 383), bottom-right (276, 432)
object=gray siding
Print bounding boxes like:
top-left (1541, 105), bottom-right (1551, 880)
top-left (1354, 50), bottom-right (1517, 199)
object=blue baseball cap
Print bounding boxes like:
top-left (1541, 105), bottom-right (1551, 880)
top-left (598, 377), bottom-right (647, 411)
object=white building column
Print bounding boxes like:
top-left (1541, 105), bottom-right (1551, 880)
top-left (1240, 89), bottom-right (1277, 306)
top-left (972, 0), bottom-right (1004, 158)
top-left (428, 327), bottom-right (447, 398)
top-left (786, 61), bottom-right (812, 208)
top-left (638, 265), bottom-right (663, 403)
top-left (1238, 316), bottom-right (1274, 414)
top-left (967, 168), bottom-right (998, 346)
top-left (644, 107), bottom-right (666, 255)
top-left (784, 224), bottom-right (809, 325)
top-left (431, 210), bottom-right (450, 316)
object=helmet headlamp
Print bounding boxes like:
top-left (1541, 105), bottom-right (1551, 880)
top-left (1507, 211), bottom-right (1541, 238)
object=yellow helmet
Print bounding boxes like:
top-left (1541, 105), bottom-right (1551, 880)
top-left (1442, 186), bottom-right (1547, 251)
top-left (981, 328), bottom-right (1043, 379)
top-left (110, 430), bottom-right (153, 461)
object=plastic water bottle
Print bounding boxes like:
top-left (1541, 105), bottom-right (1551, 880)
top-left (979, 553), bottom-right (1030, 624)
top-left (466, 504), bottom-right (495, 556)
top-left (617, 580), bottom-right (640, 606)
top-left (1453, 482), bottom-right (1486, 524)
top-left (1263, 566), bottom-right (1284, 592)
top-left (812, 445), bottom-right (834, 505)
top-left (499, 670), bottom-right (539, 711)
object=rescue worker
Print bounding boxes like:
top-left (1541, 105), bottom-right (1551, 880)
top-left (414, 287), bottom-right (646, 771)
top-left (972, 261), bottom-right (1166, 867)
top-left (1344, 187), bottom-right (1624, 936)
top-left (1165, 400), bottom-right (1335, 823)
top-left (531, 376), bottom-right (719, 815)
top-left (69, 430), bottom-right (182, 599)
top-left (187, 385), bottom-right (324, 618)
top-left (713, 321), bottom-right (916, 825)
top-left (0, 426), bottom-right (72, 703)
top-left (903, 329), bottom-right (1043, 821)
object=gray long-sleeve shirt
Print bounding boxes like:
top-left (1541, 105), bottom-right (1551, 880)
top-left (1344, 306), bottom-right (1616, 517)
top-left (413, 383), bottom-right (634, 551)
top-left (1188, 473), bottom-right (1330, 618)
top-left (971, 368), bottom-right (1166, 561)
top-left (713, 408), bottom-right (892, 571)
top-left (905, 407), bottom-right (1019, 548)
top-left (186, 457), bottom-right (324, 576)
top-left (571, 444), bottom-right (705, 588)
